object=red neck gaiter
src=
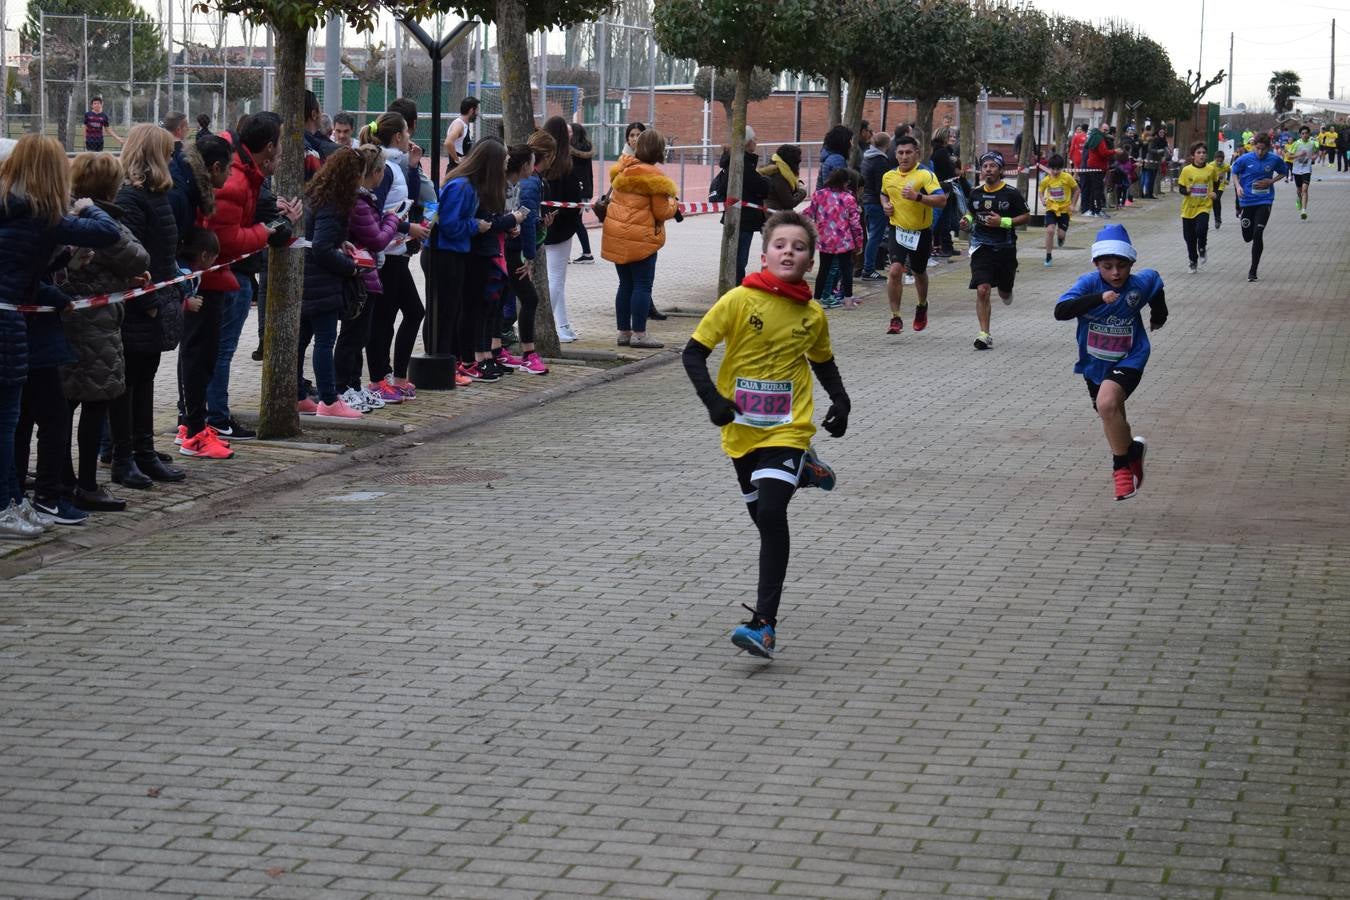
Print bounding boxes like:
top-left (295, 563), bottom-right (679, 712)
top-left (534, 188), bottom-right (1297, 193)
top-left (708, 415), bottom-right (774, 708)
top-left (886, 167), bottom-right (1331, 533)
top-left (742, 270), bottom-right (812, 303)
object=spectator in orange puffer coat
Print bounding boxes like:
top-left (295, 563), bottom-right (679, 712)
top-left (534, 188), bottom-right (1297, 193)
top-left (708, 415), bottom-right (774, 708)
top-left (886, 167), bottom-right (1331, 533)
top-left (600, 128), bottom-right (679, 349)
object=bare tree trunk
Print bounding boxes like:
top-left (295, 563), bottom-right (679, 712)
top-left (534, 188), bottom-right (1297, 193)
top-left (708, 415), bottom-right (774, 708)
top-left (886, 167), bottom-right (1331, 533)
top-left (1016, 96), bottom-right (1036, 197)
top-left (1051, 98), bottom-right (1067, 153)
top-left (826, 71), bottom-right (842, 127)
top-left (496, 0), bottom-right (558, 358)
top-left (258, 25), bottom-right (306, 439)
top-left (914, 95), bottom-right (938, 147)
top-left (357, 79), bottom-right (369, 114)
top-left (495, 0), bottom-right (536, 144)
top-left (448, 39), bottom-right (469, 111)
top-left (717, 69), bottom-right (750, 297)
top-left (959, 93), bottom-right (976, 189)
top-left (1101, 94), bottom-right (1116, 133)
top-left (843, 73), bottom-right (868, 136)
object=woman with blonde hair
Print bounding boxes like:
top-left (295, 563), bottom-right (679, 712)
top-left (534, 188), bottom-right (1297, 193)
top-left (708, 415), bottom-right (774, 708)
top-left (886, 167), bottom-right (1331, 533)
top-left (601, 128), bottom-right (678, 348)
top-left (0, 134), bottom-right (120, 536)
top-left (114, 122), bottom-right (186, 487)
top-left (60, 152), bottom-right (150, 511)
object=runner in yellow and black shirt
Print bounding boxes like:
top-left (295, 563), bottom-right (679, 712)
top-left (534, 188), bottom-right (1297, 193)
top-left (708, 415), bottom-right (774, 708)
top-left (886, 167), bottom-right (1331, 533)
top-left (1210, 150), bottom-right (1230, 229)
top-left (683, 211), bottom-right (852, 660)
top-left (1176, 142), bottom-right (1219, 273)
top-left (1039, 153), bottom-right (1079, 268)
top-left (879, 134), bottom-right (946, 335)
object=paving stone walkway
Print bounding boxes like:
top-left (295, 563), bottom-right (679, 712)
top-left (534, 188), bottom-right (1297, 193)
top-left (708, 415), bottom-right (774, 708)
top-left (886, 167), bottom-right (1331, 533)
top-left (1, 172), bottom-right (1347, 898)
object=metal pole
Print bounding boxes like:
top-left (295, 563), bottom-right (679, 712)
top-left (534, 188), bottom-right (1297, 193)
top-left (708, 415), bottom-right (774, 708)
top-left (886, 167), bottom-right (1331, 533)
top-left (596, 17), bottom-right (607, 191)
top-left (646, 27), bottom-right (655, 129)
top-left (39, 10), bottom-right (46, 136)
top-left (394, 23), bottom-right (402, 97)
top-left (128, 20), bottom-right (135, 129)
top-left (1, 0), bottom-right (9, 137)
top-left (1198, 0), bottom-right (1205, 91)
top-left (1332, 19), bottom-right (1336, 100)
top-left (83, 15), bottom-right (89, 122)
top-left (324, 14), bottom-right (341, 117)
top-left (1227, 32), bottom-right (1233, 108)
top-left (473, 22), bottom-right (482, 100)
top-left (538, 30), bottom-right (547, 122)
top-left (383, 19), bottom-right (389, 109)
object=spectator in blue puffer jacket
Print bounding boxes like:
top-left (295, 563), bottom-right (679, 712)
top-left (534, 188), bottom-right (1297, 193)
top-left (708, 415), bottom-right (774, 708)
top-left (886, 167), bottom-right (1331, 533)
top-left (0, 134), bottom-right (121, 537)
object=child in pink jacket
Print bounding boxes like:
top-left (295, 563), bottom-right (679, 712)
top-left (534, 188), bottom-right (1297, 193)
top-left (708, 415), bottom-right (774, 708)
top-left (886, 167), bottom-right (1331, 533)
top-left (804, 167), bottom-right (865, 308)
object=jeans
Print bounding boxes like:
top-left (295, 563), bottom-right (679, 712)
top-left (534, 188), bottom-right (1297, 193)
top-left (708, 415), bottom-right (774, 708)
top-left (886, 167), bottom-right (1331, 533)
top-left (615, 253), bottom-right (658, 333)
top-left (298, 309), bottom-right (340, 404)
top-left (863, 202), bottom-right (887, 272)
top-left (0, 384), bottom-right (21, 503)
top-left (815, 252), bottom-right (853, 298)
top-left (735, 230), bottom-right (756, 285)
top-left (205, 281), bottom-right (253, 425)
top-left (1140, 167), bottom-right (1156, 198)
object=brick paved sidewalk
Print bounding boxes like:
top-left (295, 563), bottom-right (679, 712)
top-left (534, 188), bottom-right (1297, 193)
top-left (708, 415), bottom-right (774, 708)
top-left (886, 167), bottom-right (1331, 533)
top-left (0, 178), bottom-right (1347, 898)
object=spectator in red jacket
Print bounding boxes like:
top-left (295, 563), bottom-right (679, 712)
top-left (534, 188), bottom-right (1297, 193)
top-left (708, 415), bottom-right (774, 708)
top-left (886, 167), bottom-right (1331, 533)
top-left (1068, 124), bottom-right (1088, 176)
top-left (178, 113), bottom-right (300, 459)
top-left (1081, 119), bottom-right (1114, 217)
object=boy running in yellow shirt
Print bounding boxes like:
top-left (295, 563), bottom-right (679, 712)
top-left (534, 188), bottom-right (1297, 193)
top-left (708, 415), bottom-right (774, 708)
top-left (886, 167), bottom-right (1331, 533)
top-left (1177, 142), bottom-right (1219, 273)
top-left (682, 211), bottom-right (852, 660)
top-left (1039, 154), bottom-right (1079, 267)
top-left (1210, 150), bottom-right (1230, 229)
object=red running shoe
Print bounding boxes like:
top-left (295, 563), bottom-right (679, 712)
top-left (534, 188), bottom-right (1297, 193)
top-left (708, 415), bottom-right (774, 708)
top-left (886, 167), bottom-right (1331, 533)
top-left (1129, 436), bottom-right (1147, 489)
top-left (886, 316), bottom-right (903, 335)
top-left (912, 304), bottom-right (928, 332)
top-left (1113, 466), bottom-right (1137, 501)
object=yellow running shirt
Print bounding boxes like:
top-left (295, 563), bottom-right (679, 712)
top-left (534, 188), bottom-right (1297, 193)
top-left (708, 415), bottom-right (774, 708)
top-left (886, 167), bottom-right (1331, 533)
top-left (1211, 161), bottom-right (1230, 192)
top-left (1040, 171), bottom-right (1078, 215)
top-left (691, 285), bottom-right (835, 458)
top-left (880, 167), bottom-right (943, 231)
top-left (1177, 164), bottom-right (1219, 218)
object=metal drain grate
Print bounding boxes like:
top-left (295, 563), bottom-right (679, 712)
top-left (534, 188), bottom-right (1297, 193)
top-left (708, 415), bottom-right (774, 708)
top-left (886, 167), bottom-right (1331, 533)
top-left (372, 468), bottom-right (508, 485)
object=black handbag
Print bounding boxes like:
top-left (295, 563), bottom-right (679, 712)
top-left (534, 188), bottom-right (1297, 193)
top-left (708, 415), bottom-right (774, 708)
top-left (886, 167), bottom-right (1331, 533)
top-left (341, 274), bottom-right (367, 320)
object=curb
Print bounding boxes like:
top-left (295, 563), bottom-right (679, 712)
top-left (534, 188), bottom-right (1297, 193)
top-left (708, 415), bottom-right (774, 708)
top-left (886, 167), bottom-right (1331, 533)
top-left (0, 350), bottom-right (680, 580)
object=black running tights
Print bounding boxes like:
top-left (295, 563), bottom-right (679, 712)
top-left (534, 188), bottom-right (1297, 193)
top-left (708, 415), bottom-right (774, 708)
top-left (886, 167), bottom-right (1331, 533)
top-left (1239, 204), bottom-right (1271, 273)
top-left (745, 478), bottom-right (795, 626)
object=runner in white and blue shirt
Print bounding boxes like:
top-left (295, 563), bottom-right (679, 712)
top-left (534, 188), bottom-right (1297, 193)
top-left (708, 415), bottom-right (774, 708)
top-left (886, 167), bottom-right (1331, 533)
top-left (1230, 133), bottom-right (1289, 281)
top-left (1054, 224), bottom-right (1168, 502)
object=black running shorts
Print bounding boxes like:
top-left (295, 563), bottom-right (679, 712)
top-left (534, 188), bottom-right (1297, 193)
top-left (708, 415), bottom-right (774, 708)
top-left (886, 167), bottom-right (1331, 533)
top-left (968, 246), bottom-right (1018, 292)
top-left (887, 226), bottom-right (932, 275)
top-left (1086, 366), bottom-right (1143, 408)
top-left (732, 446), bottom-right (806, 498)
top-left (1044, 212), bottom-right (1071, 231)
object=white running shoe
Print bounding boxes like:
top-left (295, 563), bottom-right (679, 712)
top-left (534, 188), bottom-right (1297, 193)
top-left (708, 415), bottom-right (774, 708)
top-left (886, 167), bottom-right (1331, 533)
top-left (340, 388), bottom-right (371, 413)
top-left (358, 387), bottom-right (386, 410)
top-left (558, 325), bottom-right (578, 343)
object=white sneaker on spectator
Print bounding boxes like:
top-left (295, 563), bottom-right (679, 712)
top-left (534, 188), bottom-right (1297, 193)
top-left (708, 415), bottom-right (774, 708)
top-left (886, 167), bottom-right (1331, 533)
top-left (558, 325), bottom-right (578, 343)
top-left (358, 387), bottom-right (386, 410)
top-left (340, 388), bottom-right (371, 413)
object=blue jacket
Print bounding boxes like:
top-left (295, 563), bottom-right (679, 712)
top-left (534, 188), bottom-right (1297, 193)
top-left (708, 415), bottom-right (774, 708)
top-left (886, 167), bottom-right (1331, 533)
top-left (434, 178), bottom-right (516, 256)
top-left (0, 197), bottom-right (120, 379)
top-left (507, 174), bottom-right (543, 260)
top-left (818, 150), bottom-right (847, 191)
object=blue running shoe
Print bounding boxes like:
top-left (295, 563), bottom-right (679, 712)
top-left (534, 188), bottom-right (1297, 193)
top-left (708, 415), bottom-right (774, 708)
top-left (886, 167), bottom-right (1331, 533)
top-left (731, 604), bottom-right (776, 659)
top-left (798, 445), bottom-right (836, 491)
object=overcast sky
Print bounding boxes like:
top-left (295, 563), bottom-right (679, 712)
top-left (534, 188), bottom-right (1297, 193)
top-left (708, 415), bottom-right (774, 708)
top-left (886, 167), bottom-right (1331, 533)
top-left (1028, 0), bottom-right (1346, 109)
top-left (6, 1), bottom-right (1343, 111)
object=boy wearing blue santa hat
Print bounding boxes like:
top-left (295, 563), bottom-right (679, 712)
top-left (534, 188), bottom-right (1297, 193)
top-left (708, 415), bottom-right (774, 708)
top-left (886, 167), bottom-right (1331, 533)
top-left (1054, 224), bottom-right (1168, 501)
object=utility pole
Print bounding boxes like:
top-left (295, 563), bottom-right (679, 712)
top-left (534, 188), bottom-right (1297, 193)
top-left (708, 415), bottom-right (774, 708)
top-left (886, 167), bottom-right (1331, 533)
top-left (1198, 0), bottom-right (1205, 89)
top-left (1227, 32), bottom-right (1234, 108)
top-left (324, 14), bottom-right (341, 117)
top-left (1331, 19), bottom-right (1336, 100)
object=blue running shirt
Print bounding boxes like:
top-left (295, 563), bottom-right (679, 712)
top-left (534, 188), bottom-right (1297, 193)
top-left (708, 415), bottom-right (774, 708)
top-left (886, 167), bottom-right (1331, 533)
top-left (1059, 268), bottom-right (1165, 383)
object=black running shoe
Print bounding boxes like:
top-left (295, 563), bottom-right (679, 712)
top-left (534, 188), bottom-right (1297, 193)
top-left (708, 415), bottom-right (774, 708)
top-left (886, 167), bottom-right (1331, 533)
top-left (207, 417), bottom-right (257, 441)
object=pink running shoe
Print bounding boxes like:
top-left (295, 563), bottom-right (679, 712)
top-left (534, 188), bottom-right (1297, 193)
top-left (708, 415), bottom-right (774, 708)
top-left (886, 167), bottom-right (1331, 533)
top-left (316, 399), bottom-right (363, 419)
top-left (390, 375), bottom-right (416, 400)
top-left (519, 351), bottom-right (549, 375)
top-left (297, 397), bottom-right (319, 415)
top-left (367, 380), bottom-right (403, 404)
top-left (496, 348), bottom-right (526, 369)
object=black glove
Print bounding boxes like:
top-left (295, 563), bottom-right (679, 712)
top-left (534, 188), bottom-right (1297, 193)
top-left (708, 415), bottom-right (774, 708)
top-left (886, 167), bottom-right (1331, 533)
top-left (822, 403), bottom-right (849, 438)
top-left (704, 393), bottom-right (739, 427)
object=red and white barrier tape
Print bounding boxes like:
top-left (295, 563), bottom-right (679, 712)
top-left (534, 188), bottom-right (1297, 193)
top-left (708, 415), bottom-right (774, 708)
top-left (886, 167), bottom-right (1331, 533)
top-left (0, 238), bottom-right (310, 314)
top-left (541, 197), bottom-right (770, 213)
